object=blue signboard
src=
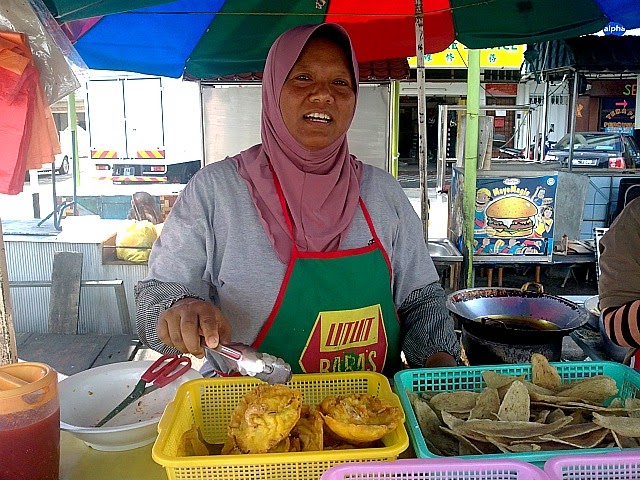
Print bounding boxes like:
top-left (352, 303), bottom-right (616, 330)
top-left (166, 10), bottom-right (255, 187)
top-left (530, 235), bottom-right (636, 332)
top-left (601, 97), bottom-right (636, 134)
top-left (473, 175), bottom-right (557, 257)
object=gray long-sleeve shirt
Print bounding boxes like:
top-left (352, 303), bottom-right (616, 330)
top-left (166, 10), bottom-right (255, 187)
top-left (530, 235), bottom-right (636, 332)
top-left (135, 159), bottom-right (460, 373)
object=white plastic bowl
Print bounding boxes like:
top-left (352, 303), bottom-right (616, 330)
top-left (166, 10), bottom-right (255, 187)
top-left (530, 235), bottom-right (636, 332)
top-left (59, 360), bottom-right (202, 451)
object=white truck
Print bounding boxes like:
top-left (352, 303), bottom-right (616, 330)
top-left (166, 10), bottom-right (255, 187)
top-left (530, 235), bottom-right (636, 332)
top-left (200, 83), bottom-right (391, 171)
top-left (85, 76), bottom-right (392, 183)
top-left (85, 74), bottom-right (203, 184)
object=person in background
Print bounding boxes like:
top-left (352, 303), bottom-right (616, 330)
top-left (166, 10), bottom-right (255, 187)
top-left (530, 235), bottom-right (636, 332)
top-left (598, 196), bottom-right (640, 366)
top-left (135, 23), bottom-right (460, 377)
top-left (127, 191), bottom-right (164, 224)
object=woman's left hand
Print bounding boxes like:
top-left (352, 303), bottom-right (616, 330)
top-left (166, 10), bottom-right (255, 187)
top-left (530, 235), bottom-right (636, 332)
top-left (424, 351), bottom-right (458, 368)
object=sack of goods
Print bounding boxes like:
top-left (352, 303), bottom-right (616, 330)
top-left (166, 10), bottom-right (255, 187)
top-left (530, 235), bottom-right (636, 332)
top-left (115, 220), bottom-right (160, 262)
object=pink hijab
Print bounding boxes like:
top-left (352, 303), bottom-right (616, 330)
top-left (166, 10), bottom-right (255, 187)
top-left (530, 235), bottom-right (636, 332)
top-left (233, 24), bottom-right (363, 264)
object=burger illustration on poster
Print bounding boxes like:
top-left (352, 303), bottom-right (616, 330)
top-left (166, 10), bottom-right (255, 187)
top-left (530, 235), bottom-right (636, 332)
top-left (485, 195), bottom-right (538, 238)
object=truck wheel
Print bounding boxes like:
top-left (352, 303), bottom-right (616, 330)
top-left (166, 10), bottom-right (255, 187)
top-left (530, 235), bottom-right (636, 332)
top-left (181, 164), bottom-right (200, 184)
top-left (167, 162), bottom-right (200, 184)
top-left (58, 156), bottom-right (69, 175)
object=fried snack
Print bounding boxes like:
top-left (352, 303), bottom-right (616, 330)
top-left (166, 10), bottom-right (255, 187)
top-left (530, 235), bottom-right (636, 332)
top-left (289, 405), bottom-right (324, 452)
top-left (177, 424), bottom-right (214, 456)
top-left (497, 381), bottom-right (530, 422)
top-left (268, 437), bottom-right (291, 453)
top-left (322, 426), bottom-right (361, 450)
top-left (226, 384), bottom-right (303, 454)
top-left (531, 353), bottom-right (562, 390)
top-left (557, 375), bottom-right (618, 404)
top-left (221, 438), bottom-right (239, 455)
top-left (409, 392), bottom-right (459, 455)
top-left (469, 387), bottom-right (500, 420)
top-left (430, 391), bottom-right (479, 413)
top-left (408, 353), bottom-right (638, 457)
top-left (319, 393), bottom-right (403, 444)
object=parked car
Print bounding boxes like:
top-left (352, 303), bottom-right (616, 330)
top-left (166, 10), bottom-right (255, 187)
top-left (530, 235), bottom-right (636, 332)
top-left (544, 131), bottom-right (640, 169)
top-left (27, 151), bottom-right (70, 180)
top-left (34, 126), bottom-right (89, 176)
top-left (39, 152), bottom-right (70, 175)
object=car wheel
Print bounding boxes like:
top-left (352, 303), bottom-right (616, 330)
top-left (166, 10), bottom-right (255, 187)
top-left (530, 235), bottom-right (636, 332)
top-left (58, 156), bottom-right (69, 175)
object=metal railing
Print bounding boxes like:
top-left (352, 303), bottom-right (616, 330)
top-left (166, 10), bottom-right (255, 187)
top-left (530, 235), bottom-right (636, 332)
top-left (8, 279), bottom-right (132, 334)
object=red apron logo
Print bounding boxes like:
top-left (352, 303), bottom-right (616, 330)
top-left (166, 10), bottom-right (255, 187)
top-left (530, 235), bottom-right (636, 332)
top-left (299, 305), bottom-right (387, 373)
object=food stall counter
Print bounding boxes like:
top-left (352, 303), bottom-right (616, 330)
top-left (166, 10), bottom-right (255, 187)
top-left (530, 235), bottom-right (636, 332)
top-left (60, 432), bottom-right (165, 480)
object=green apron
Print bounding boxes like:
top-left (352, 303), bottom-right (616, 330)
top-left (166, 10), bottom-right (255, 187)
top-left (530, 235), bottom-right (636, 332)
top-left (253, 174), bottom-right (401, 376)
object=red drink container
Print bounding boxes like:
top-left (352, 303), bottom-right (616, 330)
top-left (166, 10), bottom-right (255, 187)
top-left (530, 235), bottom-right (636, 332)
top-left (0, 362), bottom-right (60, 480)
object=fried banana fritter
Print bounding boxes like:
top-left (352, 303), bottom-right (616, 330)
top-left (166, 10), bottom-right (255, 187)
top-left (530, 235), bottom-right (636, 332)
top-left (226, 384), bottom-right (303, 454)
top-left (289, 405), bottom-right (324, 452)
top-left (319, 393), bottom-right (403, 444)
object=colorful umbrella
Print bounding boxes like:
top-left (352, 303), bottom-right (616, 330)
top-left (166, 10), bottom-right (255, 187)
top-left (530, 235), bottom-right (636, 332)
top-left (42, 0), bottom-right (640, 284)
top-left (44, 0), bottom-right (640, 79)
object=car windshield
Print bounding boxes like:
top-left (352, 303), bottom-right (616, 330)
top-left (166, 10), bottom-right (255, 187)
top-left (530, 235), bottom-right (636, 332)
top-left (554, 133), bottom-right (622, 152)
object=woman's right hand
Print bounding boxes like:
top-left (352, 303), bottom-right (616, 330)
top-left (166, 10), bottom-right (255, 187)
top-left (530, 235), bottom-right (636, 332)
top-left (157, 297), bottom-right (232, 358)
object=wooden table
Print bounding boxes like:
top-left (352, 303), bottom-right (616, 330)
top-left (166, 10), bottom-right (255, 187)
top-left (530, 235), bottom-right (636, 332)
top-left (472, 252), bottom-right (596, 288)
top-left (16, 332), bottom-right (141, 376)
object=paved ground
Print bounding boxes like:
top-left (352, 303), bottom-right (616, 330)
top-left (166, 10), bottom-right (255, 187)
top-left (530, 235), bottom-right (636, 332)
top-left (397, 159), bottom-right (450, 189)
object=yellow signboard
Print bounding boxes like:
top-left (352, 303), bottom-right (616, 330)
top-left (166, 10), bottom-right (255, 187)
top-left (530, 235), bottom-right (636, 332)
top-left (408, 43), bottom-right (524, 69)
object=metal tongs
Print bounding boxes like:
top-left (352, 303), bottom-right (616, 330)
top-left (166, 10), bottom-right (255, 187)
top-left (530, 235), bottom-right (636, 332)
top-left (206, 342), bottom-right (292, 384)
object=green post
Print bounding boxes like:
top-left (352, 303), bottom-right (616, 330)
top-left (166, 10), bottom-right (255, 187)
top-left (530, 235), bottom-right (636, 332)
top-left (463, 50), bottom-right (480, 288)
top-left (68, 93), bottom-right (79, 188)
top-left (390, 80), bottom-right (400, 178)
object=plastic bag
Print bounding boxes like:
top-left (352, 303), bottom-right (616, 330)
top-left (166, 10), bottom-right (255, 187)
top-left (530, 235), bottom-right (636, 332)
top-left (0, 0), bottom-right (86, 104)
top-left (115, 220), bottom-right (158, 263)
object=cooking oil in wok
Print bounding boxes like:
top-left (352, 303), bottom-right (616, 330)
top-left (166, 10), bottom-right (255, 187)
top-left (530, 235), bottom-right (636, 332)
top-left (476, 315), bottom-right (560, 331)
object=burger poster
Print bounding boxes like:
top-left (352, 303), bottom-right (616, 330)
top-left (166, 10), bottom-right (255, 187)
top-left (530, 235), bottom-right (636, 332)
top-left (473, 175), bottom-right (557, 257)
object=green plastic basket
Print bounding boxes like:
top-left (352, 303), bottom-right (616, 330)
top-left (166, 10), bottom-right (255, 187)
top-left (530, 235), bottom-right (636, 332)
top-left (394, 361), bottom-right (640, 467)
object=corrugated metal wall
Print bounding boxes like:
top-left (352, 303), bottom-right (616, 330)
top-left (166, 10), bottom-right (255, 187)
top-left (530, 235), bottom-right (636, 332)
top-left (5, 240), bottom-right (146, 334)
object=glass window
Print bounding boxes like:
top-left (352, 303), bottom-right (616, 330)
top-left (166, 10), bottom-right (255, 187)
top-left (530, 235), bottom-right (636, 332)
top-left (624, 135), bottom-right (640, 156)
top-left (555, 133), bottom-right (621, 151)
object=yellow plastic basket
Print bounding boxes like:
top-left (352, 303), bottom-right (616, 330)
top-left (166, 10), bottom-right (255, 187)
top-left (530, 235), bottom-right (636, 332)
top-left (152, 371), bottom-right (409, 480)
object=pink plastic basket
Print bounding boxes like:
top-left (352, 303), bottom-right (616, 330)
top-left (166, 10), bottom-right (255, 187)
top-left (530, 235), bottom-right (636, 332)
top-left (320, 458), bottom-right (549, 480)
top-left (544, 451), bottom-right (640, 480)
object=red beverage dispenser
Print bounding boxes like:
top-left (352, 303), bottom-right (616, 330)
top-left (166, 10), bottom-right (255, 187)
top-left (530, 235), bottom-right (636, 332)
top-left (0, 362), bottom-right (60, 480)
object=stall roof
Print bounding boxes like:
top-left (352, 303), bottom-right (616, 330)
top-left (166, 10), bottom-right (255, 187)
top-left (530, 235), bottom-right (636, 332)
top-left (525, 36), bottom-right (640, 77)
top-left (191, 58), bottom-right (410, 83)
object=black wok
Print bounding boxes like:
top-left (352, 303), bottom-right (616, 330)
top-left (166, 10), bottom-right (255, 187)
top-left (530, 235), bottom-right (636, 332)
top-left (447, 283), bottom-right (589, 364)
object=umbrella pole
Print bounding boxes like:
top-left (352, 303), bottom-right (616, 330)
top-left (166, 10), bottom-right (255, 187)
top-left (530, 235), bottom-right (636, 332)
top-left (567, 68), bottom-right (579, 173)
top-left (636, 74), bottom-right (640, 142)
top-left (38, 93), bottom-right (79, 230)
top-left (462, 50), bottom-right (480, 288)
top-left (414, 0), bottom-right (429, 241)
top-left (69, 92), bottom-right (78, 215)
top-left (390, 80), bottom-right (400, 179)
top-left (540, 75), bottom-right (549, 161)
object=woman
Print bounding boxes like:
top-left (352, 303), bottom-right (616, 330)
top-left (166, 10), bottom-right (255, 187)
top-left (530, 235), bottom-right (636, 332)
top-left (599, 196), bottom-right (640, 365)
top-left (135, 24), bottom-right (460, 376)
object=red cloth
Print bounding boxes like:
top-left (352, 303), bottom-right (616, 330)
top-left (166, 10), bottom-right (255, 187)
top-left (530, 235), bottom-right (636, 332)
top-left (0, 32), bottom-right (60, 195)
